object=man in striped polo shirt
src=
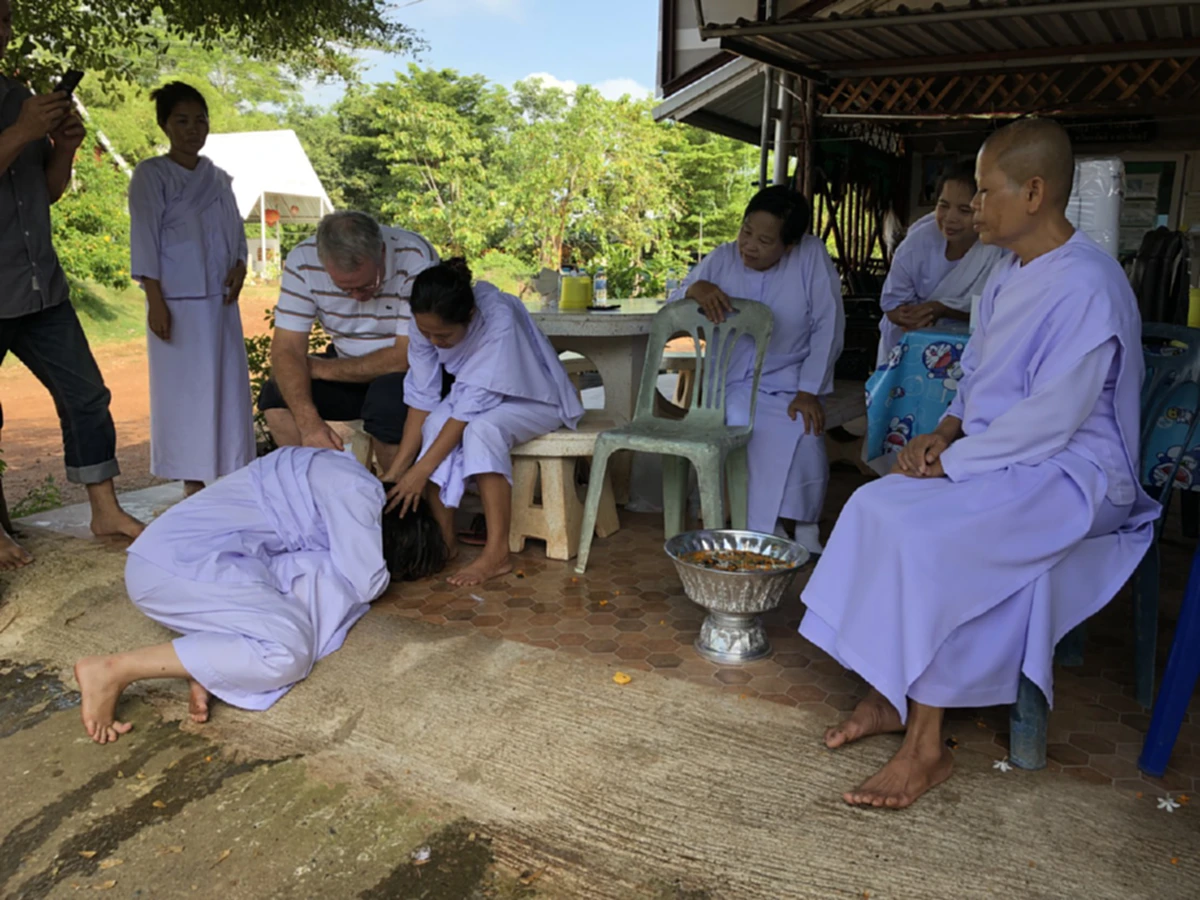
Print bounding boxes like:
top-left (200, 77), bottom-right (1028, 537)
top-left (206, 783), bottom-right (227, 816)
top-left (259, 211), bottom-right (439, 471)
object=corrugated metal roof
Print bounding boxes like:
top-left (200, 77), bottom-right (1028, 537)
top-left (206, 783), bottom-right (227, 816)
top-left (701, 0), bottom-right (1200, 78)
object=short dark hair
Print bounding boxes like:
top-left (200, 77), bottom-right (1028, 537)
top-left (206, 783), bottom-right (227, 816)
top-left (410, 258), bottom-right (476, 326)
top-left (380, 493), bottom-right (448, 581)
top-left (150, 82), bottom-right (208, 128)
top-left (935, 162), bottom-right (978, 201)
top-left (743, 185), bottom-right (811, 245)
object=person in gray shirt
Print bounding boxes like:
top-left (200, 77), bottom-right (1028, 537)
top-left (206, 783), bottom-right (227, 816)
top-left (0, 0), bottom-right (144, 570)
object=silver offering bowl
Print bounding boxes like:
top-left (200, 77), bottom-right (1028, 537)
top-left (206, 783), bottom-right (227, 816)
top-left (664, 529), bottom-right (810, 664)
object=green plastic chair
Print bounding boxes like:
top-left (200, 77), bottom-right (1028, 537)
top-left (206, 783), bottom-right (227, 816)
top-left (574, 298), bottom-right (775, 573)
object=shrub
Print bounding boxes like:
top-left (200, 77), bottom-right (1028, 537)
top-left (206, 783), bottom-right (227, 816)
top-left (51, 145), bottom-right (132, 290)
top-left (11, 475), bottom-right (65, 518)
top-left (244, 308), bottom-right (329, 450)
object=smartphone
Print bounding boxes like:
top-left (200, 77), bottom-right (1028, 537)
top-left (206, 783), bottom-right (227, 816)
top-left (56, 70), bottom-right (84, 96)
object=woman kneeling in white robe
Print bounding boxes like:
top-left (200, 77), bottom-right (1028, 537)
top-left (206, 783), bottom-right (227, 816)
top-left (128, 81), bottom-right (255, 496)
top-left (72, 447), bottom-right (448, 745)
top-left (382, 259), bottom-right (584, 587)
top-left (671, 185), bottom-right (844, 552)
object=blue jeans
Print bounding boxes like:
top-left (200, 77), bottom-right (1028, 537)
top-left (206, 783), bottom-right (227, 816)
top-left (0, 299), bottom-right (119, 484)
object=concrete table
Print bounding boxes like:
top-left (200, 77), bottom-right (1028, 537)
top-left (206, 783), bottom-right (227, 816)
top-left (528, 299), bottom-right (662, 503)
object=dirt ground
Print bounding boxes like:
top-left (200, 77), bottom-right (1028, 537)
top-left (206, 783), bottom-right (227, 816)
top-left (1, 297), bottom-right (275, 511)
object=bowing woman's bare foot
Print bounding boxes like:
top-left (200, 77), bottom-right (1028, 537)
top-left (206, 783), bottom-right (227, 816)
top-left (447, 549), bottom-right (513, 587)
top-left (825, 689), bottom-right (905, 749)
top-left (843, 700), bottom-right (953, 809)
top-left (0, 529), bottom-right (32, 571)
top-left (187, 679), bottom-right (211, 724)
top-left (74, 656), bottom-right (134, 744)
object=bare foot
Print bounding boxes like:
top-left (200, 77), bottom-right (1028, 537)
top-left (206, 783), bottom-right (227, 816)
top-left (825, 689), bottom-right (904, 749)
top-left (183, 480), bottom-right (205, 498)
top-left (843, 744), bottom-right (955, 809)
top-left (187, 679), bottom-right (210, 724)
top-left (447, 551), bottom-right (512, 587)
top-left (90, 509), bottom-right (145, 541)
top-left (74, 656), bottom-right (134, 744)
top-left (0, 529), bottom-right (32, 571)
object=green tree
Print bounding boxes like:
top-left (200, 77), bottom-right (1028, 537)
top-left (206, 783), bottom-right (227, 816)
top-left (663, 124), bottom-right (759, 257)
top-left (502, 84), bottom-right (677, 273)
top-left (70, 23), bottom-right (307, 167)
top-left (7, 0), bottom-right (416, 88)
top-left (370, 68), bottom-right (517, 255)
top-left (51, 141), bottom-right (132, 290)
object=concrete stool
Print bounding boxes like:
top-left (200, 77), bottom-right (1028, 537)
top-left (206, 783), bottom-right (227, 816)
top-left (346, 420), bottom-right (374, 471)
top-left (510, 411), bottom-right (621, 561)
top-left (559, 351), bottom-right (596, 401)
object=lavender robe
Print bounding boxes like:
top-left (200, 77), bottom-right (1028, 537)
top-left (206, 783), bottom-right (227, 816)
top-left (129, 156), bottom-right (255, 482)
top-left (405, 282), bottom-right (585, 508)
top-left (877, 216), bottom-right (962, 368)
top-left (800, 232), bottom-right (1160, 719)
top-left (125, 447), bottom-right (389, 711)
top-left (671, 238), bottom-right (844, 532)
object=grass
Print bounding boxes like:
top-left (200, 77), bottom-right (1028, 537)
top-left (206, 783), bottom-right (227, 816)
top-left (68, 278), bottom-right (146, 346)
top-left (10, 474), bottom-right (65, 518)
top-left (66, 279), bottom-right (280, 348)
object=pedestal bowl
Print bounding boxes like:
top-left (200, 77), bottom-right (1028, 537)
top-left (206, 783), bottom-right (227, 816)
top-left (664, 529), bottom-right (810, 664)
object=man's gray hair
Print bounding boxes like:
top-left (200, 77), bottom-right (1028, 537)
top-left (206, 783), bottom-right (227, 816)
top-left (316, 211), bottom-right (384, 272)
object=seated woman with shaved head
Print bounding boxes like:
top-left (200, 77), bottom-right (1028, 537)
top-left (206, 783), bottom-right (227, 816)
top-left (797, 118), bottom-right (1160, 808)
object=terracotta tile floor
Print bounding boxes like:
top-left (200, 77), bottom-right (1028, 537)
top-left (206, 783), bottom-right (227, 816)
top-left (374, 465), bottom-right (1200, 798)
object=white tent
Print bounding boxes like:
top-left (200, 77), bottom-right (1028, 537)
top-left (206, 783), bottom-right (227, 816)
top-left (202, 129), bottom-right (333, 273)
top-left (202, 129), bottom-right (333, 224)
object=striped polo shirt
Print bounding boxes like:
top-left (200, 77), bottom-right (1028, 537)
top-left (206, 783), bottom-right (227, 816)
top-left (274, 225), bottom-right (439, 357)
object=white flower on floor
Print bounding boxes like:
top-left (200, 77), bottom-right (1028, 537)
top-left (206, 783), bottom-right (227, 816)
top-left (1158, 797), bottom-right (1181, 813)
top-left (993, 759), bottom-right (1013, 773)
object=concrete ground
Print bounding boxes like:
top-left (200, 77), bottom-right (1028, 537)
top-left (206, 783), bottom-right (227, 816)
top-left (2, 518), bottom-right (1198, 900)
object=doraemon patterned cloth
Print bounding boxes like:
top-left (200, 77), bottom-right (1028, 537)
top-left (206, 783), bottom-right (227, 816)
top-left (864, 324), bottom-right (971, 470)
top-left (866, 326), bottom-right (1198, 490)
top-left (1141, 338), bottom-right (1200, 493)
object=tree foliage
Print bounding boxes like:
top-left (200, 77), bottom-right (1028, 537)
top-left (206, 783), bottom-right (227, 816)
top-left (51, 145), bottom-right (132, 291)
top-left (286, 69), bottom-right (750, 294)
top-left (7, 0), bottom-right (416, 88)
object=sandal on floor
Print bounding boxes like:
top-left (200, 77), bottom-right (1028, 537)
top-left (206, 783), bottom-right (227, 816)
top-left (457, 513), bottom-right (487, 546)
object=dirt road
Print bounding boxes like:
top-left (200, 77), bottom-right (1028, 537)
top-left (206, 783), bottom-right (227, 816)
top-left (1, 295), bottom-right (275, 512)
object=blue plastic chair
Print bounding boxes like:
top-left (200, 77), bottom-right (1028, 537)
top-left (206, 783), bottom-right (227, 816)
top-left (1008, 324), bottom-right (1200, 769)
top-left (1130, 324), bottom-right (1200, 708)
top-left (1138, 541), bottom-right (1200, 776)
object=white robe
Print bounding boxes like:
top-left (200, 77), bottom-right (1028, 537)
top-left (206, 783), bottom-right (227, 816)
top-left (671, 238), bottom-right (845, 531)
top-left (404, 282), bottom-right (584, 508)
top-left (801, 233), bottom-right (1158, 718)
top-left (128, 155), bottom-right (255, 482)
top-left (125, 447), bottom-right (389, 711)
top-left (876, 215), bottom-right (1006, 368)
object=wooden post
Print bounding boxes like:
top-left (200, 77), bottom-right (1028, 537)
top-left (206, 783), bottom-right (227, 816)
top-left (259, 193), bottom-right (267, 276)
top-left (772, 74), bottom-right (792, 186)
top-left (796, 78), bottom-right (816, 200)
top-left (758, 66), bottom-right (774, 189)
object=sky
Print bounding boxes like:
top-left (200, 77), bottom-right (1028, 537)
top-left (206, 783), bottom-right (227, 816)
top-left (305, 0), bottom-right (662, 107)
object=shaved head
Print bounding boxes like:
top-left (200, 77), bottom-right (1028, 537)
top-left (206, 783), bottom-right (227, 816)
top-left (981, 118), bottom-right (1075, 211)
